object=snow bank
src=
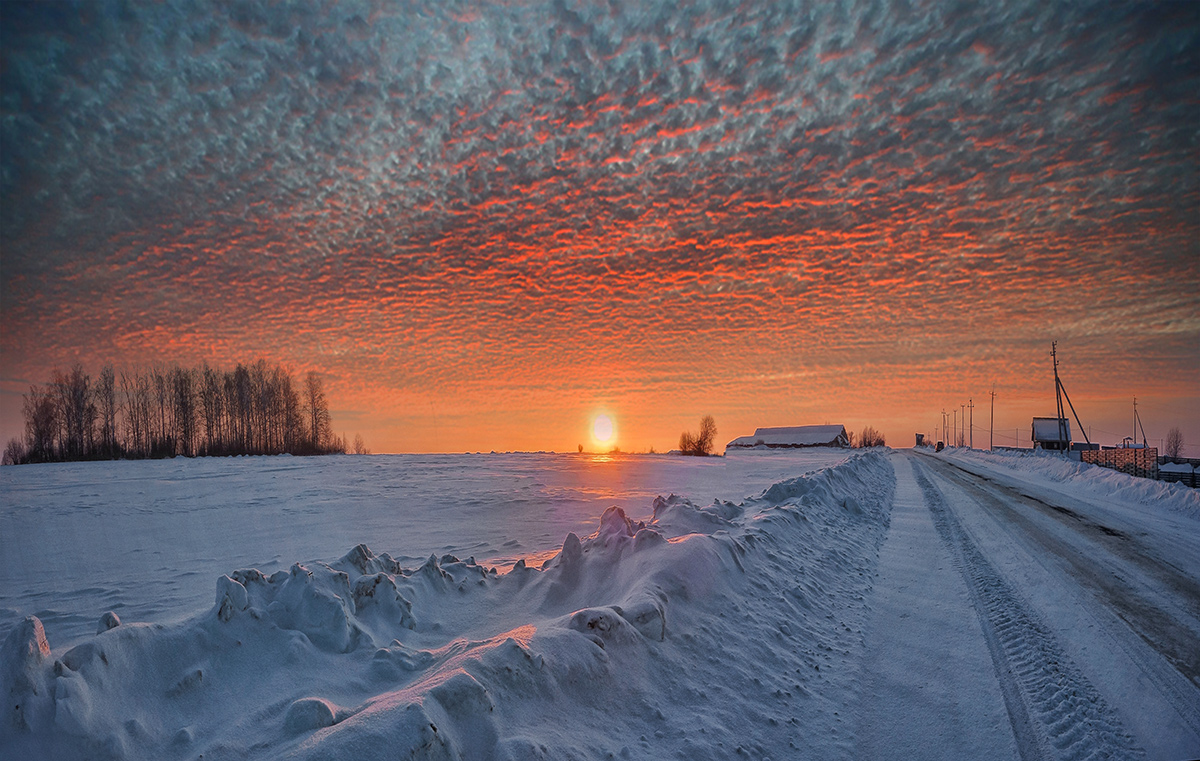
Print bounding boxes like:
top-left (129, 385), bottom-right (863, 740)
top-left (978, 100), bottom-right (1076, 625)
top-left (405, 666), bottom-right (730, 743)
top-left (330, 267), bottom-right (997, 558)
top-left (0, 452), bottom-right (895, 761)
top-left (940, 448), bottom-right (1200, 519)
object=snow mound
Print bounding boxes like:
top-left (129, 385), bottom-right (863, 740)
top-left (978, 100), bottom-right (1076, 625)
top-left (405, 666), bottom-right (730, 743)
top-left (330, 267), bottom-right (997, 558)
top-left (0, 452), bottom-right (896, 761)
top-left (944, 448), bottom-right (1200, 519)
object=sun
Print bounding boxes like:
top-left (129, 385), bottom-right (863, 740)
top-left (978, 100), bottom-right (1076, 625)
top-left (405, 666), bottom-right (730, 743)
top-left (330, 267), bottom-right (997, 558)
top-left (592, 414), bottom-right (615, 447)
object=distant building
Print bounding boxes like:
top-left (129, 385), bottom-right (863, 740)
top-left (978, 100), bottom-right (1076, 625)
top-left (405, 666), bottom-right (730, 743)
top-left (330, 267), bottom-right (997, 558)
top-left (726, 425), bottom-right (850, 451)
top-left (915, 433), bottom-right (927, 447)
top-left (1031, 417), bottom-right (1071, 451)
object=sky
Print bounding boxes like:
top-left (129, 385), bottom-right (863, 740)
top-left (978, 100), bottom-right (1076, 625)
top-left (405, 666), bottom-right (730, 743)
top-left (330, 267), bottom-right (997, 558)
top-left (2, 0), bottom-right (1198, 455)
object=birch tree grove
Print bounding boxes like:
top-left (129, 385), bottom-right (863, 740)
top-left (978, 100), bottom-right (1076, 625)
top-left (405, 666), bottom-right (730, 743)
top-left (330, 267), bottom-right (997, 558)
top-left (3, 361), bottom-right (349, 464)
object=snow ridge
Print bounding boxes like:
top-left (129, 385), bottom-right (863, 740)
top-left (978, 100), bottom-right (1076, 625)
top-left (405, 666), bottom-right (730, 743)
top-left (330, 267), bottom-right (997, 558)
top-left (1, 452), bottom-right (896, 761)
top-left (945, 448), bottom-right (1200, 519)
top-left (912, 460), bottom-right (1143, 761)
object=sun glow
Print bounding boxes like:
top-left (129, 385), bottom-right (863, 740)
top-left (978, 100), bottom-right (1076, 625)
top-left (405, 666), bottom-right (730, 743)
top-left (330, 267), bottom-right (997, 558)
top-left (592, 414), bottom-right (615, 448)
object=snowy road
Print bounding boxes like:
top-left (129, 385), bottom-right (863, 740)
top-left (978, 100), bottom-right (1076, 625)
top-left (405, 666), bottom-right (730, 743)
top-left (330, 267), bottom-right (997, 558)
top-left (860, 451), bottom-right (1200, 760)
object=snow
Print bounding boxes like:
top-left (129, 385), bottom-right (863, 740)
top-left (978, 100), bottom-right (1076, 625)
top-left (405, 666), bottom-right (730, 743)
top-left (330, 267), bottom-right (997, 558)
top-left (0, 450), bottom-right (850, 649)
top-left (2, 446), bottom-right (1198, 760)
top-left (1, 449), bottom-right (885, 760)
top-left (938, 445), bottom-right (1200, 520)
top-left (1160, 461), bottom-right (1195, 474)
top-left (855, 454), bottom-right (1017, 758)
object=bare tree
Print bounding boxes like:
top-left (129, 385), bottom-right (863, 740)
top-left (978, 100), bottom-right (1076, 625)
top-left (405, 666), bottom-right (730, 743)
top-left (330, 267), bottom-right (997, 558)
top-left (232, 364), bottom-right (252, 453)
top-left (1165, 426), bottom-right (1184, 459)
top-left (53, 365), bottom-right (94, 459)
top-left (304, 371), bottom-right (331, 452)
top-left (279, 368), bottom-right (304, 453)
top-left (679, 415), bottom-right (717, 456)
top-left (172, 366), bottom-right (198, 457)
top-left (121, 370), bottom-right (152, 458)
top-left (97, 365), bottom-right (118, 457)
top-left (199, 365), bottom-right (224, 454)
top-left (352, 434), bottom-right (370, 455)
top-left (150, 365), bottom-right (172, 456)
top-left (859, 426), bottom-right (886, 448)
top-left (23, 384), bottom-right (58, 462)
top-left (2, 438), bottom-right (26, 465)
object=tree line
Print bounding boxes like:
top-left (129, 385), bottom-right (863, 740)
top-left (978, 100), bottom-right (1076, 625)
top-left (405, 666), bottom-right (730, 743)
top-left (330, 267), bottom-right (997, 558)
top-left (3, 360), bottom-right (351, 465)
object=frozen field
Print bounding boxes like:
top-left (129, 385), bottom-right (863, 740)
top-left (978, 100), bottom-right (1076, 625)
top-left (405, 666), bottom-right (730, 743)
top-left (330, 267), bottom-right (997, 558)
top-left (0, 450), bottom-right (851, 649)
top-left (2, 448), bottom-right (1199, 760)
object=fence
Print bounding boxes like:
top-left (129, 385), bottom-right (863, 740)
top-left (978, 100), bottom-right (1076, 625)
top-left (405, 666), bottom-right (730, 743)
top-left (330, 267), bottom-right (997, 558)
top-left (1158, 457), bottom-right (1200, 488)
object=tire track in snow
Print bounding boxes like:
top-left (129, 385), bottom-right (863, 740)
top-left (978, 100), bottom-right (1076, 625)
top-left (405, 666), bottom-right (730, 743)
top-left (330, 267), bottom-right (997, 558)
top-left (932, 457), bottom-right (1200, 689)
top-left (925, 455), bottom-right (1200, 748)
top-left (912, 460), bottom-right (1143, 761)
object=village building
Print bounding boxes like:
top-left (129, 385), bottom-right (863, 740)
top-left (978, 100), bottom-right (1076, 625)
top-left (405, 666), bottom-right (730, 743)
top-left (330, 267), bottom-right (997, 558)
top-left (1031, 417), bottom-right (1071, 451)
top-left (725, 425), bottom-right (850, 451)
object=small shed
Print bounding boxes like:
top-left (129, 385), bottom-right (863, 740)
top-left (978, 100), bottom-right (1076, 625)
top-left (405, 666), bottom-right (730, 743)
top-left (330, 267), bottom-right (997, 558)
top-left (726, 425), bottom-right (850, 451)
top-left (1032, 417), bottom-right (1071, 451)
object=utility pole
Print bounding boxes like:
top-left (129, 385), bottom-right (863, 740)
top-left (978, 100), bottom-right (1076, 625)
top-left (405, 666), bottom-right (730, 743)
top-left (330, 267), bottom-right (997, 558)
top-left (1052, 342), bottom-right (1067, 448)
top-left (953, 409), bottom-right (957, 447)
top-left (989, 387), bottom-right (996, 451)
top-left (1133, 397), bottom-right (1148, 448)
top-left (968, 398), bottom-right (974, 449)
top-left (1050, 342), bottom-right (1090, 450)
top-left (960, 404), bottom-right (965, 446)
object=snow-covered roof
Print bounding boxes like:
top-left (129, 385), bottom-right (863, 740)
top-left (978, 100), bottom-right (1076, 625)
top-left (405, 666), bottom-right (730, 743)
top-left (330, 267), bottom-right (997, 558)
top-left (726, 425), bottom-right (849, 449)
top-left (1031, 417), bottom-right (1070, 442)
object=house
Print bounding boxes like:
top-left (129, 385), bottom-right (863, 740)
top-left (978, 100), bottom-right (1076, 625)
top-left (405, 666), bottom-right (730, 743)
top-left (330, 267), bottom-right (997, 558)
top-left (725, 425), bottom-right (850, 451)
top-left (1031, 417), bottom-right (1071, 451)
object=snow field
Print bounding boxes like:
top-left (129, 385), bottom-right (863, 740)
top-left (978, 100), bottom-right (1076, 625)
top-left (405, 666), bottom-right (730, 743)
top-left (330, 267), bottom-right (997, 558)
top-left (1, 451), bottom-right (895, 760)
top-left (0, 450), bottom-right (852, 648)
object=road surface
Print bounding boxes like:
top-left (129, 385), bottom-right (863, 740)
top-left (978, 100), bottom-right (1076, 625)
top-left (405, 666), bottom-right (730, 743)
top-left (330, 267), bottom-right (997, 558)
top-left (855, 450), bottom-right (1200, 760)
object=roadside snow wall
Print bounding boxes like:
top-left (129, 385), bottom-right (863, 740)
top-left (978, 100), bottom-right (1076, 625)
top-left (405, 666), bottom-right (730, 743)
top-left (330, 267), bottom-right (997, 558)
top-left (1, 451), bottom-right (895, 761)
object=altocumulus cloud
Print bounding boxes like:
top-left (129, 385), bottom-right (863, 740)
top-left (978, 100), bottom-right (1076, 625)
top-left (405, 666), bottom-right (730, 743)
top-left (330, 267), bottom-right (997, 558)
top-left (1, 0), bottom-right (1198, 445)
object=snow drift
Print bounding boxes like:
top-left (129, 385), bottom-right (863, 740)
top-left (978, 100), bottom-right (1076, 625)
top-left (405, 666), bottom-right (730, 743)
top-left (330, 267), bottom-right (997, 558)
top-left (942, 447), bottom-right (1200, 519)
top-left (1, 452), bottom-right (895, 761)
